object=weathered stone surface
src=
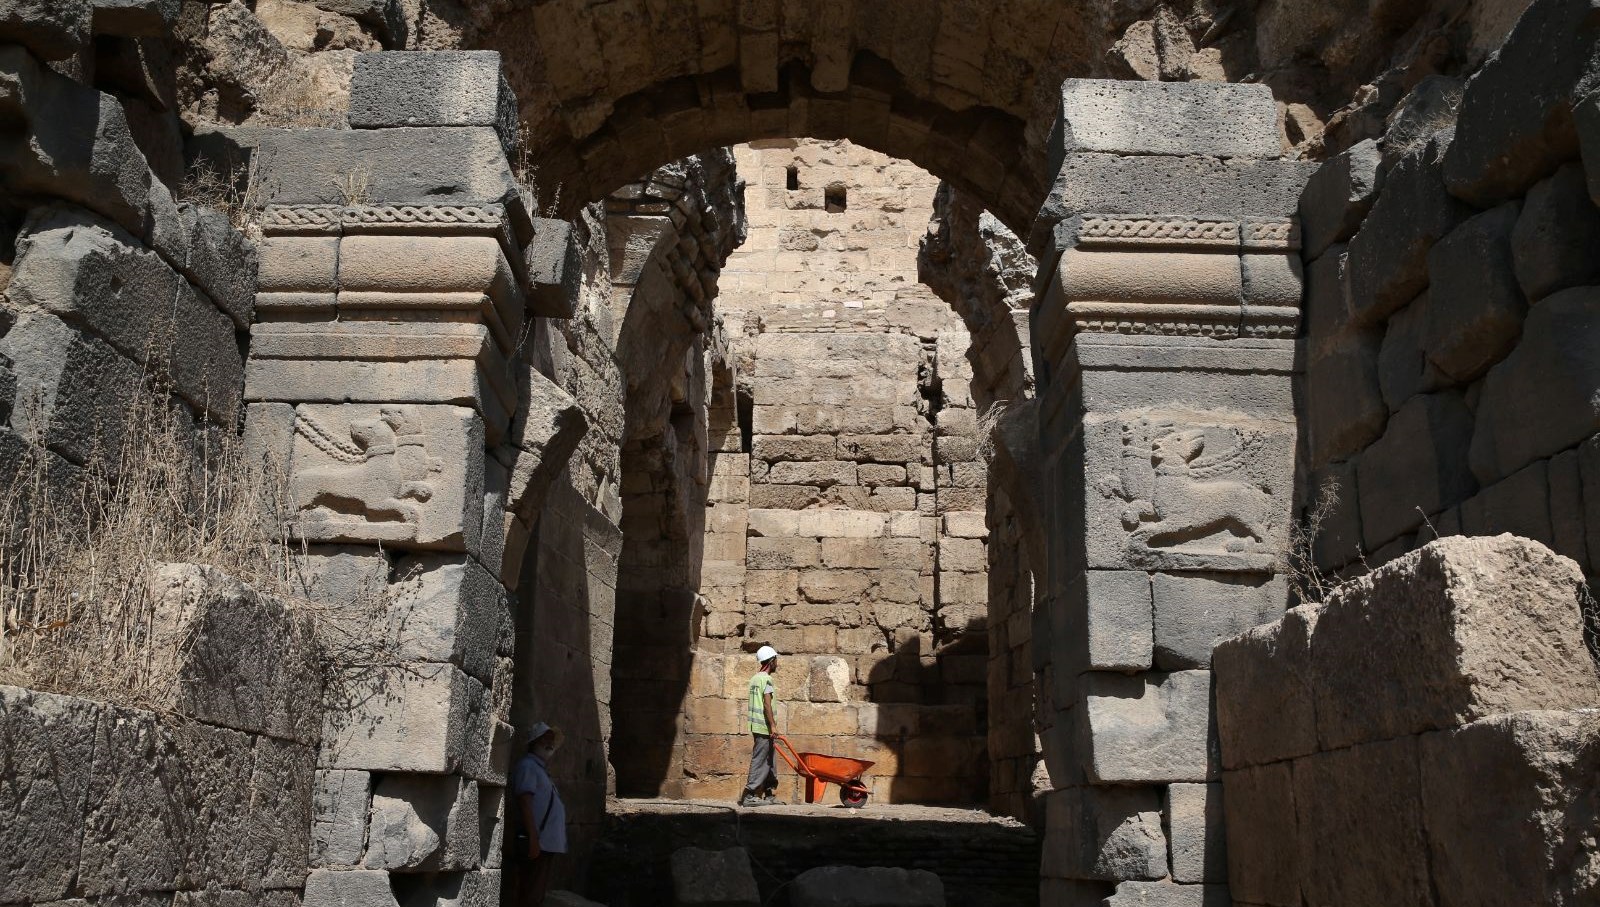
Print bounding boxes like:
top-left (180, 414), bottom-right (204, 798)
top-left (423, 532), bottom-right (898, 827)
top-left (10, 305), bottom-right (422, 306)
top-left (1035, 155), bottom-right (1314, 251)
top-left (1376, 293), bottom-right (1445, 411)
top-left (1308, 462), bottom-right (1364, 572)
top-left (313, 769), bottom-right (371, 867)
top-left (9, 206), bottom-right (243, 421)
top-left (1083, 670), bottom-right (1216, 783)
top-left (1060, 570), bottom-right (1153, 672)
top-left (1041, 785), bottom-right (1166, 882)
top-left (1054, 79), bottom-right (1281, 162)
top-left (1306, 328), bottom-right (1385, 468)
top-left (1470, 286), bottom-right (1600, 484)
top-left (252, 128), bottom-right (527, 238)
top-left (1420, 709), bottom-right (1600, 907)
top-left (0, 46), bottom-right (154, 238)
top-left (788, 866), bottom-right (945, 907)
top-left (321, 663), bottom-right (475, 773)
top-left (1220, 761), bottom-right (1298, 907)
top-left (1345, 133), bottom-right (1471, 326)
top-left (1461, 459), bottom-right (1554, 545)
top-left (1356, 390), bottom-right (1475, 548)
top-left (367, 775), bottom-right (479, 871)
top-left (1512, 162), bottom-right (1600, 302)
top-left (508, 369), bottom-right (588, 523)
top-left (1213, 605), bottom-right (1319, 769)
top-left (350, 52), bottom-right (515, 149)
top-left (0, 309), bottom-right (144, 465)
top-left (79, 706), bottom-right (185, 895)
top-left (1103, 881), bottom-right (1230, 906)
top-left (0, 0), bottom-right (89, 59)
top-left (1294, 736), bottom-right (1431, 907)
top-left (524, 217), bottom-right (582, 318)
top-left (1311, 535), bottom-right (1600, 750)
top-left (147, 563), bottom-right (322, 743)
top-left (0, 686), bottom-right (102, 902)
top-left (1151, 572), bottom-right (1285, 670)
top-left (1423, 201), bottom-right (1526, 382)
top-left (304, 869), bottom-right (401, 907)
top-left (312, 0), bottom-right (405, 44)
top-left (670, 846), bottom-right (761, 907)
top-left (248, 735), bottom-right (317, 888)
top-left (90, 0), bottom-right (181, 36)
top-left (1442, 0), bottom-right (1600, 206)
top-left (1166, 782), bottom-right (1224, 884)
top-left (387, 555), bottom-right (506, 683)
top-left (1548, 448), bottom-right (1589, 571)
top-left (174, 202), bottom-right (258, 329)
top-left (1298, 139), bottom-right (1382, 259)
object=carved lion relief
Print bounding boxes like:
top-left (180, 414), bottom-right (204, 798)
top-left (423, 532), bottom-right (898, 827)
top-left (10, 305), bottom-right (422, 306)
top-left (1095, 416), bottom-right (1286, 569)
top-left (285, 403), bottom-right (480, 550)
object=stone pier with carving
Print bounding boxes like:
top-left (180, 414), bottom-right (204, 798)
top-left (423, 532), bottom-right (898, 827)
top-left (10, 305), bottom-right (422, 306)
top-left (1028, 80), bottom-right (1314, 904)
top-left (241, 52), bottom-right (585, 906)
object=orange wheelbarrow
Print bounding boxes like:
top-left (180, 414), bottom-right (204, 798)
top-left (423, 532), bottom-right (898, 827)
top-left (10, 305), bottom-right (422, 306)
top-left (774, 734), bottom-right (874, 808)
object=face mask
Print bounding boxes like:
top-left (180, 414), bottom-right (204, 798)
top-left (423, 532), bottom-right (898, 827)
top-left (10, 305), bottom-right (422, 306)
top-left (535, 744), bottom-right (558, 760)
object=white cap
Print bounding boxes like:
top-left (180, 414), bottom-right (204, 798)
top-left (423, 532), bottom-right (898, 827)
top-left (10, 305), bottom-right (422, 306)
top-left (756, 645), bottom-right (778, 663)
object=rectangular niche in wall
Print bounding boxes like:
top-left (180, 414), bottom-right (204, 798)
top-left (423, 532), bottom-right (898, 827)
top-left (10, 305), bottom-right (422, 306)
top-left (826, 184), bottom-right (847, 213)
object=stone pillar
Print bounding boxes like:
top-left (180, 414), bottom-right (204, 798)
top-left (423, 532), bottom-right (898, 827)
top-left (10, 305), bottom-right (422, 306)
top-left (242, 51), bottom-right (580, 906)
top-left (1029, 80), bottom-right (1314, 905)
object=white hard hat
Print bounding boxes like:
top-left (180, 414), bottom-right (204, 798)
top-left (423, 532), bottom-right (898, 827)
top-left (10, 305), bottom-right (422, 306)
top-left (756, 645), bottom-right (779, 663)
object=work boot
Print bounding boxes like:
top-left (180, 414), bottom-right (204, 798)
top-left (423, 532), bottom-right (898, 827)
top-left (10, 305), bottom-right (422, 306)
top-left (738, 793), bottom-right (769, 807)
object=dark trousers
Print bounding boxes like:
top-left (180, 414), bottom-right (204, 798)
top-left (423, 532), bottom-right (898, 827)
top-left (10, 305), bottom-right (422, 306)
top-left (510, 845), bottom-right (559, 907)
top-left (743, 733), bottom-right (776, 796)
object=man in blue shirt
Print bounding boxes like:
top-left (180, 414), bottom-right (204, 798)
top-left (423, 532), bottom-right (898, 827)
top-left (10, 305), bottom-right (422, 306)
top-left (510, 721), bottom-right (567, 904)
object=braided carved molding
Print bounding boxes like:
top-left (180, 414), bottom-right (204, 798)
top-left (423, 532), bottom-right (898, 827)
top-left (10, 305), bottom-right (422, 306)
top-left (1071, 215), bottom-right (1300, 252)
top-left (262, 204), bottom-right (509, 236)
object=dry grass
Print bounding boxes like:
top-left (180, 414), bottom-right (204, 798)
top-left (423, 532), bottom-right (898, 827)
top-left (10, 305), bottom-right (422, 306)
top-left (180, 155), bottom-right (266, 234)
top-left (1279, 476), bottom-right (1362, 606)
top-left (335, 165), bottom-right (373, 206)
top-left (0, 380), bottom-right (400, 711)
top-left (513, 121), bottom-right (564, 218)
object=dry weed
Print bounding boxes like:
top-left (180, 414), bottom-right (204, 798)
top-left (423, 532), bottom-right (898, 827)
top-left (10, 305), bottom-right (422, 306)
top-left (336, 165), bottom-right (373, 206)
top-left (1279, 476), bottom-right (1357, 606)
top-left (180, 154), bottom-right (265, 233)
top-left (0, 376), bottom-right (402, 711)
top-left (513, 121), bottom-right (564, 218)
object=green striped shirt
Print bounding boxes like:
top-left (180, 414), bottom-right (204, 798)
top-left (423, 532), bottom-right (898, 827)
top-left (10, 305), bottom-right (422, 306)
top-left (747, 672), bottom-right (775, 734)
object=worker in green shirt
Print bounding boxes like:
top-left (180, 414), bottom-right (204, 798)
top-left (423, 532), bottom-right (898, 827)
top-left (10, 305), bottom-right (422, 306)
top-left (738, 645), bottom-right (781, 807)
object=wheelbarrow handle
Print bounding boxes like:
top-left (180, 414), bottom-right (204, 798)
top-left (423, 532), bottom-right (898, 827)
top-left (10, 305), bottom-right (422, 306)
top-left (772, 734), bottom-right (812, 778)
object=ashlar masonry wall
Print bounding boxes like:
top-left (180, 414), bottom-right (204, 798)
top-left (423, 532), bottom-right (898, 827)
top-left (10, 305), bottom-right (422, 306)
top-left (676, 140), bottom-right (992, 805)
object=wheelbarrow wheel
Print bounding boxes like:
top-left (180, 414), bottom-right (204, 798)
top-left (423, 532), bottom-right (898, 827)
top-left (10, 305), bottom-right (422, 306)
top-left (839, 783), bottom-right (870, 809)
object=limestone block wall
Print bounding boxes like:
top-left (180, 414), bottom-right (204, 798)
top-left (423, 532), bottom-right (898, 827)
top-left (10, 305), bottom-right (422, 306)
top-left (665, 140), bottom-right (992, 805)
top-left (1300, 0), bottom-right (1600, 595)
top-left (0, 565), bottom-right (319, 906)
top-left (1214, 535), bottom-right (1600, 907)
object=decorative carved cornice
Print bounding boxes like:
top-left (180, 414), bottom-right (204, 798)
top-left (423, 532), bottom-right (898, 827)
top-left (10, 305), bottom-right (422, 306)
top-left (1068, 215), bottom-right (1301, 253)
top-left (262, 204), bottom-right (510, 237)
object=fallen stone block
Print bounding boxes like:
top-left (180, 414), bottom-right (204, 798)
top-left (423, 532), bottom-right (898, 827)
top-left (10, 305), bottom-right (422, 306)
top-left (1083, 670), bottom-right (1216, 783)
top-left (1470, 285), bottom-right (1600, 484)
top-left (1422, 201), bottom-right (1526, 383)
top-left (0, 686), bottom-right (103, 903)
top-left (1213, 606), bottom-right (1319, 769)
top-left (1512, 162), bottom-right (1600, 302)
top-left (0, 46), bottom-right (155, 238)
top-left (1345, 132), bottom-right (1470, 327)
top-left (1310, 534), bottom-right (1600, 750)
top-left (349, 51), bottom-right (516, 148)
top-left (1152, 572), bottom-right (1286, 670)
top-left (1040, 785), bottom-right (1166, 882)
top-left (670, 846), bottom-right (760, 907)
top-left (788, 866), bottom-right (945, 907)
top-left (0, 309), bottom-right (144, 466)
top-left (1420, 709), bottom-right (1600, 907)
top-left (1294, 736), bottom-right (1431, 906)
top-left (1443, 0), bottom-right (1600, 206)
top-left (1355, 390), bottom-right (1475, 549)
top-left (1298, 139), bottom-right (1382, 259)
top-left (0, 0), bottom-right (90, 59)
